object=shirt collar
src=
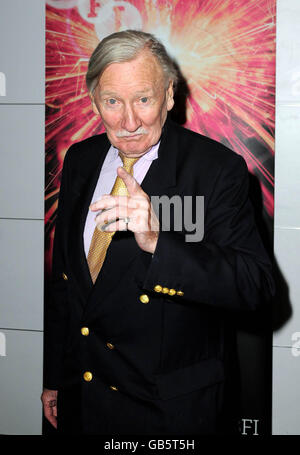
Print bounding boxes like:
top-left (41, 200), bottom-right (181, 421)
top-left (106, 141), bottom-right (160, 165)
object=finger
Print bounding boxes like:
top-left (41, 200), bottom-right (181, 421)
top-left (101, 218), bottom-right (130, 232)
top-left (96, 206), bottom-right (131, 226)
top-left (103, 210), bottom-right (152, 233)
top-left (90, 195), bottom-right (129, 212)
top-left (90, 195), bottom-right (115, 211)
top-left (117, 167), bottom-right (147, 198)
top-left (48, 414), bottom-right (57, 429)
top-left (44, 404), bottom-right (57, 429)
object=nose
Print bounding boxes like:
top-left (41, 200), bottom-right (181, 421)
top-left (121, 103), bottom-right (142, 132)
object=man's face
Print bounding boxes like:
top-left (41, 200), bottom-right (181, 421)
top-left (91, 51), bottom-right (174, 157)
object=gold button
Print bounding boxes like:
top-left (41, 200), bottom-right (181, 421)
top-left (110, 385), bottom-right (118, 391)
top-left (81, 327), bottom-right (89, 336)
top-left (106, 342), bottom-right (115, 350)
top-left (162, 287), bottom-right (169, 294)
top-left (177, 290), bottom-right (184, 297)
top-left (139, 294), bottom-right (149, 304)
top-left (83, 371), bottom-right (93, 382)
top-left (168, 289), bottom-right (176, 296)
top-left (154, 285), bottom-right (162, 293)
top-left (62, 273), bottom-right (68, 281)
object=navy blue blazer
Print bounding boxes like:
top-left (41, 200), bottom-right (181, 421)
top-left (44, 118), bottom-right (274, 434)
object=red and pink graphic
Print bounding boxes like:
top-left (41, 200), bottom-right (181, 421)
top-left (45, 0), bottom-right (276, 274)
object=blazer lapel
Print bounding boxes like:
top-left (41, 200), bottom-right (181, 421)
top-left (141, 117), bottom-right (178, 195)
top-left (68, 134), bottom-right (111, 303)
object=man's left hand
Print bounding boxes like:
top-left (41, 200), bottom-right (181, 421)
top-left (90, 166), bottom-right (159, 254)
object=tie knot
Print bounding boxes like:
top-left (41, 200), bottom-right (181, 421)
top-left (119, 153), bottom-right (139, 174)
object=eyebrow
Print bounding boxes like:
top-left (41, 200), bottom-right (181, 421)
top-left (99, 88), bottom-right (154, 97)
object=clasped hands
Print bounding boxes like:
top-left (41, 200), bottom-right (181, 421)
top-left (90, 166), bottom-right (159, 254)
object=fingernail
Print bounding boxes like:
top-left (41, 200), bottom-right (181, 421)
top-left (97, 224), bottom-right (106, 232)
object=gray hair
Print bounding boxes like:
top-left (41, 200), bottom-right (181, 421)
top-left (86, 29), bottom-right (178, 94)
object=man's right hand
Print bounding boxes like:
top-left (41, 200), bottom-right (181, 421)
top-left (41, 388), bottom-right (58, 429)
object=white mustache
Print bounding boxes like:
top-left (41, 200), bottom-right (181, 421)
top-left (116, 127), bottom-right (148, 138)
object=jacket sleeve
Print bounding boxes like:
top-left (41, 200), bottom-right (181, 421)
top-left (139, 154), bottom-right (275, 311)
top-left (43, 148), bottom-right (72, 390)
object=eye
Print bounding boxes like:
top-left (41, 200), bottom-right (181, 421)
top-left (140, 97), bottom-right (148, 103)
top-left (108, 98), bottom-right (117, 105)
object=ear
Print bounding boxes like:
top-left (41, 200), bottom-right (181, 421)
top-left (89, 92), bottom-right (101, 115)
top-left (166, 81), bottom-right (174, 111)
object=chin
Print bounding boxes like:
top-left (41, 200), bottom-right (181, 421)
top-left (115, 138), bottom-right (153, 156)
top-left (119, 146), bottom-right (150, 157)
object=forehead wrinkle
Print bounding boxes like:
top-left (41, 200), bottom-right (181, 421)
top-left (98, 87), bottom-right (155, 98)
top-left (97, 52), bottom-right (165, 93)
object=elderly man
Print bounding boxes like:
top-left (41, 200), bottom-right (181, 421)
top-left (42, 30), bottom-right (274, 435)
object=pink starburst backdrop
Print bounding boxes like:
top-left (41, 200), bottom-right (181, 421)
top-left (45, 0), bottom-right (276, 275)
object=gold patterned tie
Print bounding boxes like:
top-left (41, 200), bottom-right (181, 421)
top-left (87, 153), bottom-right (139, 284)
